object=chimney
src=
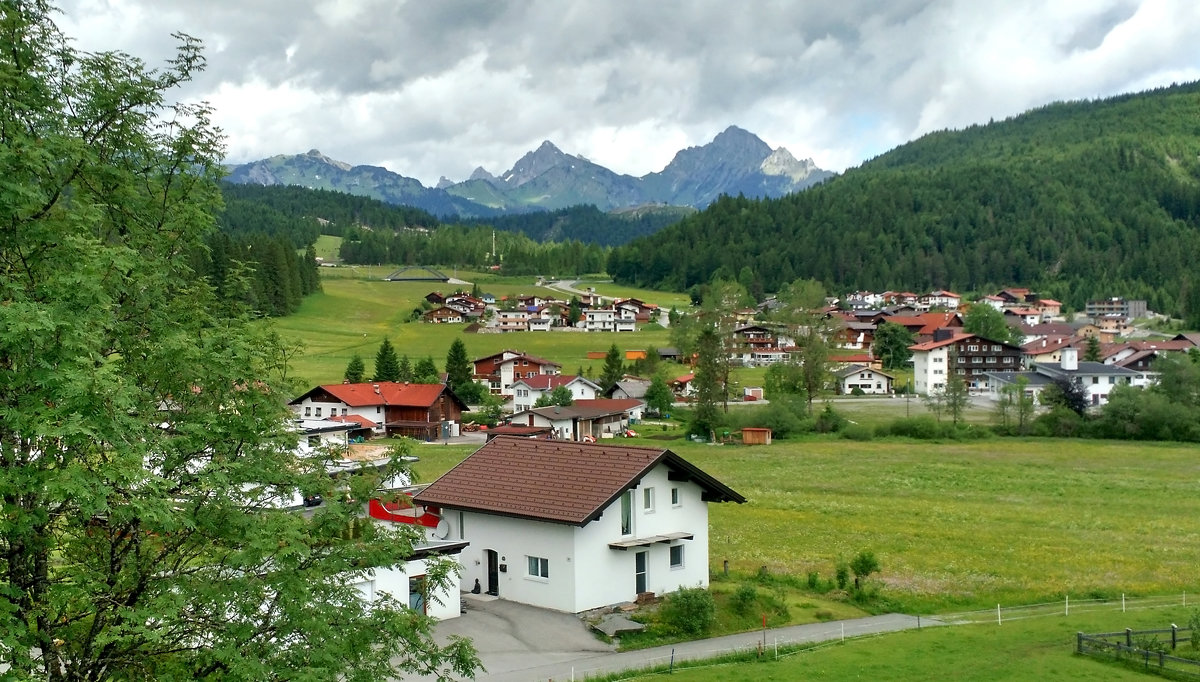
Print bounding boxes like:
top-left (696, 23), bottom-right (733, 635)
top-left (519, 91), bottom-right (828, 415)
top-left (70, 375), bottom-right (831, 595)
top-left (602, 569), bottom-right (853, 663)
top-left (373, 384), bottom-right (380, 394)
top-left (1061, 347), bottom-right (1078, 371)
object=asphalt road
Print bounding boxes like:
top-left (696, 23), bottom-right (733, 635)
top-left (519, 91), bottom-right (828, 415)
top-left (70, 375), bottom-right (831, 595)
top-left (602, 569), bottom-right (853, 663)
top-left (404, 595), bottom-right (937, 681)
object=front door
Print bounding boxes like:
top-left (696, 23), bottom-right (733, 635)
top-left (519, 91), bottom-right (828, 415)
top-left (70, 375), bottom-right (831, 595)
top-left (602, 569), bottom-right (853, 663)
top-left (486, 549), bottom-right (499, 596)
top-left (409, 575), bottom-right (426, 613)
top-left (635, 550), bottom-right (648, 594)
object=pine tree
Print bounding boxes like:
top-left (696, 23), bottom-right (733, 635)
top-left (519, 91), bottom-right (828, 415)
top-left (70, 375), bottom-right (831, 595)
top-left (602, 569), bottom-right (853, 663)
top-left (445, 338), bottom-right (473, 390)
top-left (600, 343), bottom-right (625, 392)
top-left (398, 354), bottom-right (414, 382)
top-left (344, 353), bottom-right (366, 383)
top-left (374, 337), bottom-right (401, 382)
top-left (644, 375), bottom-right (674, 416)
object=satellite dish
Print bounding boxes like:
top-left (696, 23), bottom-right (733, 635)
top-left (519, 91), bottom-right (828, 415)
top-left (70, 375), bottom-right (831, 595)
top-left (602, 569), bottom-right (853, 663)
top-left (433, 518), bottom-right (450, 540)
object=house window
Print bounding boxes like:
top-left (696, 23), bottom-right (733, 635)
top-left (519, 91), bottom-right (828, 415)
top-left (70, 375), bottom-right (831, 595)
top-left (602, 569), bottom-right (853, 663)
top-left (304, 406), bottom-right (311, 416)
top-left (670, 545), bottom-right (684, 569)
top-left (1093, 376), bottom-right (1100, 384)
top-left (993, 345), bottom-right (1001, 351)
top-left (457, 511), bottom-right (465, 540)
top-left (933, 357), bottom-right (943, 363)
top-left (968, 345), bottom-right (979, 352)
top-left (1108, 376), bottom-right (1115, 384)
top-left (643, 487), bottom-right (655, 512)
top-left (527, 556), bottom-right (549, 579)
top-left (1003, 357), bottom-right (1013, 363)
top-left (972, 357), bottom-right (982, 363)
top-left (671, 487), bottom-right (680, 506)
top-left (341, 408), bottom-right (348, 415)
top-left (621, 491), bottom-right (632, 535)
top-left (315, 407), bottom-right (322, 417)
top-left (986, 357), bottom-right (996, 363)
top-left (376, 406), bottom-right (382, 414)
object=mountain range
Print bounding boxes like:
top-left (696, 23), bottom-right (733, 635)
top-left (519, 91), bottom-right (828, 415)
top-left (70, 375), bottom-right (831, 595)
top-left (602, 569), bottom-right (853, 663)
top-left (224, 126), bottom-right (832, 217)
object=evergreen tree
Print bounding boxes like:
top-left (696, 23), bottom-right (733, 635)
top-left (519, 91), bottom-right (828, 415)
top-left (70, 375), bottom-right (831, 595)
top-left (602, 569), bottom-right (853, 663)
top-left (1083, 336), bottom-right (1103, 362)
top-left (445, 338), bottom-right (473, 390)
top-left (344, 353), bottom-right (366, 383)
top-left (398, 354), bottom-right (414, 383)
top-left (599, 343), bottom-right (625, 392)
top-left (0, 7), bottom-right (477, 679)
top-left (689, 327), bottom-right (724, 439)
top-left (414, 356), bottom-right (440, 383)
top-left (374, 337), bottom-right (401, 382)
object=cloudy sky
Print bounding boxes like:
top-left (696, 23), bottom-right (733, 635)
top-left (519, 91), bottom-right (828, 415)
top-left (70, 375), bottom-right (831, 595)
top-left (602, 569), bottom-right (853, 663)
top-left (56, 0), bottom-right (1200, 186)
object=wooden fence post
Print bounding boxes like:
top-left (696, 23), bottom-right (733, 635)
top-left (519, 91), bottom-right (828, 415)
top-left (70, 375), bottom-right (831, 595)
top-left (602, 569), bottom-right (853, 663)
top-left (1126, 628), bottom-right (1133, 647)
top-left (1172, 624), bottom-right (1178, 650)
top-left (1077, 632), bottom-right (1084, 654)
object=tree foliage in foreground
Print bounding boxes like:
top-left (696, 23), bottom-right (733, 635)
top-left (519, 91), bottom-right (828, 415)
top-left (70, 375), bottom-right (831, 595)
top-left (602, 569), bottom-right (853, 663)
top-left (0, 5), bottom-right (477, 679)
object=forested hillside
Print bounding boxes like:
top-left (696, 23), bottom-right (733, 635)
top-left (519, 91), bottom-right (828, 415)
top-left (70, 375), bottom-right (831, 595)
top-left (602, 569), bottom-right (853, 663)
top-left (607, 82), bottom-right (1200, 315)
top-left (468, 204), bottom-right (694, 246)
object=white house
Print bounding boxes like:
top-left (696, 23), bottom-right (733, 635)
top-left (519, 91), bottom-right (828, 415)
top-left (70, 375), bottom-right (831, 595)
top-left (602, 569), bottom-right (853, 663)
top-left (412, 437), bottom-right (745, 613)
top-left (581, 308), bottom-right (636, 332)
top-left (985, 347), bottom-right (1152, 407)
top-left (508, 399), bottom-right (646, 441)
top-left (473, 350), bottom-right (562, 397)
top-left (507, 375), bottom-right (602, 412)
top-left (833, 365), bottom-right (895, 395)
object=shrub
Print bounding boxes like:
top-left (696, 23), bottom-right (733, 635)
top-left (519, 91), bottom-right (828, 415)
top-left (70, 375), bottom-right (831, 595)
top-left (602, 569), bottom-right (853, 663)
top-left (835, 563), bottom-right (850, 590)
top-left (850, 386), bottom-right (865, 396)
top-left (814, 609), bottom-right (835, 621)
top-left (840, 423), bottom-right (874, 441)
top-left (814, 404), bottom-right (846, 433)
top-left (660, 587), bottom-right (716, 636)
top-left (730, 584), bottom-right (757, 615)
top-left (806, 571), bottom-right (820, 589)
top-left (850, 550), bottom-right (880, 589)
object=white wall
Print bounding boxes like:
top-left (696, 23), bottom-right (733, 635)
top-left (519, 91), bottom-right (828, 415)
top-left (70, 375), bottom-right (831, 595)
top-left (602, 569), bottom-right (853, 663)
top-left (350, 556), bottom-right (461, 620)
top-left (453, 513), bottom-right (578, 612)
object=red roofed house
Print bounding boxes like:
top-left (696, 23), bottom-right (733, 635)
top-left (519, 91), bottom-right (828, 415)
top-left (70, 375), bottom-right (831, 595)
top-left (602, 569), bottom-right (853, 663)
top-left (413, 437), bottom-right (745, 612)
top-left (509, 398), bottom-right (647, 441)
top-left (473, 350), bottom-right (562, 397)
top-left (288, 382), bottom-right (468, 440)
top-left (921, 290), bottom-right (962, 310)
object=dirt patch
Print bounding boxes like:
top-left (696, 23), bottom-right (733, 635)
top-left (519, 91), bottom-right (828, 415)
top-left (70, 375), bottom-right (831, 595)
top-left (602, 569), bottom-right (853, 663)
top-left (347, 443), bottom-right (392, 460)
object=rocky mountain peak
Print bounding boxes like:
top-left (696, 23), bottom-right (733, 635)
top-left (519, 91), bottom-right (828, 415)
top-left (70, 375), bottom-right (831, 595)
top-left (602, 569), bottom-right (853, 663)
top-left (302, 149), bottom-right (352, 171)
top-left (502, 140), bottom-right (571, 187)
top-left (761, 147), bottom-right (818, 181)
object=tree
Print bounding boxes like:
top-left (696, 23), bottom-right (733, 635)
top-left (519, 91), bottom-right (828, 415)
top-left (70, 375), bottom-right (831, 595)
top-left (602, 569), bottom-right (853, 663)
top-left (962, 304), bottom-right (1020, 345)
top-left (1040, 376), bottom-right (1090, 415)
top-left (373, 337), bottom-right (401, 382)
top-left (344, 352), bottom-right (366, 383)
top-left (873, 321), bottom-right (916, 370)
top-left (644, 375), bottom-right (675, 416)
top-left (0, 7), bottom-right (478, 680)
top-left (414, 356), bottom-right (440, 383)
top-left (689, 327), bottom-right (724, 438)
top-left (600, 343), bottom-right (625, 392)
top-left (799, 328), bottom-right (830, 415)
top-left (849, 551), bottom-right (881, 590)
top-left (535, 384), bottom-right (574, 408)
top-left (943, 375), bottom-right (971, 425)
top-left (398, 354), bottom-right (414, 383)
top-left (445, 338), bottom-right (473, 390)
top-left (1083, 336), bottom-right (1103, 363)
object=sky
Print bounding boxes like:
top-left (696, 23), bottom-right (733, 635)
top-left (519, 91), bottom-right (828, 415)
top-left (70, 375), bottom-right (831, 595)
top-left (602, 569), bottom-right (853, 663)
top-left (56, 0), bottom-right (1200, 187)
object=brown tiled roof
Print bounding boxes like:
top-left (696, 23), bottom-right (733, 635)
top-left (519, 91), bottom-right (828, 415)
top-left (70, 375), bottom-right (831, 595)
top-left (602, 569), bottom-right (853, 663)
top-left (413, 437), bottom-right (744, 525)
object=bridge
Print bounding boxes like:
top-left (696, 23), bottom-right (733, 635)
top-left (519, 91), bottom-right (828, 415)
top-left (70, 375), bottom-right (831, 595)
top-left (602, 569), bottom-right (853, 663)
top-left (383, 266), bottom-right (450, 282)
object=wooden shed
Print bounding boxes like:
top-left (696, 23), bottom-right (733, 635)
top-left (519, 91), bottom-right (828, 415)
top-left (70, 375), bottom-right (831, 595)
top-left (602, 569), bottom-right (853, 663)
top-left (741, 427), bottom-right (773, 445)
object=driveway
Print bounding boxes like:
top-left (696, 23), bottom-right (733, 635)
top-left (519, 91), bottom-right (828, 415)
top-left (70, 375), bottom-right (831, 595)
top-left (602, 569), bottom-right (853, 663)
top-left (403, 594), bottom-right (935, 681)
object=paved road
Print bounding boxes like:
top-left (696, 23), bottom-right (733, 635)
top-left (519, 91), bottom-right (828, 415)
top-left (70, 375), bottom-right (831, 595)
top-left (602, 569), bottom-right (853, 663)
top-left (406, 595), bottom-right (937, 681)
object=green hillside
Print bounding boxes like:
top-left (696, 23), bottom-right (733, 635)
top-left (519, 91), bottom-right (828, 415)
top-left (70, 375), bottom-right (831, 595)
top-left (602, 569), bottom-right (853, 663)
top-left (607, 81), bottom-right (1200, 316)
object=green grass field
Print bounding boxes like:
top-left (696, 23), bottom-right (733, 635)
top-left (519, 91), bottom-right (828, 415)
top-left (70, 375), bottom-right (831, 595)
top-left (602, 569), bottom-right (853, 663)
top-left (272, 266), bottom-right (683, 384)
top-left (409, 436), bottom-right (1200, 615)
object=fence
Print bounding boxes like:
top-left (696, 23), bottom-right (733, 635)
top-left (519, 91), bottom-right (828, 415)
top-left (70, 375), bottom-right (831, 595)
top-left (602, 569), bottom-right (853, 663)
top-left (934, 592), bottom-right (1192, 625)
top-left (1077, 626), bottom-right (1200, 677)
